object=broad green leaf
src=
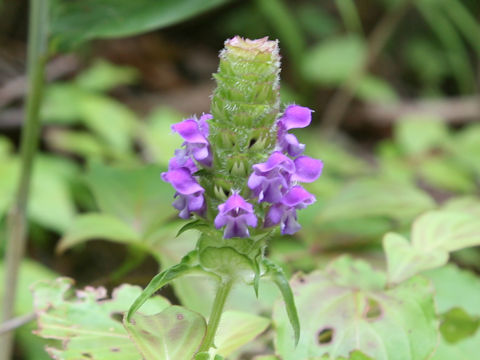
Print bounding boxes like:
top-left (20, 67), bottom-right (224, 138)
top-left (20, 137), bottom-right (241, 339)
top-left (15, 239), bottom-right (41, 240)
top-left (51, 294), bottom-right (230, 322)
top-left (431, 329), bottom-right (480, 360)
top-left (424, 264), bottom-right (480, 317)
top-left (419, 157), bottom-right (475, 193)
top-left (75, 59), bottom-right (138, 92)
top-left (317, 178), bottom-right (434, 224)
top-left (384, 209), bottom-right (480, 284)
top-left (274, 256), bottom-right (437, 360)
top-left (50, 0), bottom-right (230, 51)
top-left (253, 356), bottom-right (280, 360)
top-left (301, 35), bottom-right (366, 85)
top-left (125, 305), bottom-right (206, 360)
top-left (394, 114), bottom-right (449, 155)
top-left (86, 163), bottom-right (174, 233)
top-left (33, 277), bottom-right (170, 359)
top-left (354, 75), bottom-right (398, 103)
top-left (57, 213), bottom-right (140, 253)
top-left (46, 129), bottom-right (107, 159)
top-left (138, 107), bottom-right (184, 166)
top-left (443, 196), bottom-right (480, 217)
top-left (215, 311), bottom-right (270, 357)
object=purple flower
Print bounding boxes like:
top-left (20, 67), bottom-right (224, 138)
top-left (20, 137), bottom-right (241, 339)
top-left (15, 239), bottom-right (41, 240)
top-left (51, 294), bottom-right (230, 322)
top-left (292, 156), bottom-right (323, 183)
top-left (277, 105), bottom-right (313, 157)
top-left (265, 186), bottom-right (316, 235)
top-left (214, 192), bottom-right (258, 238)
top-left (248, 152), bottom-right (295, 203)
top-left (161, 168), bottom-right (205, 219)
top-left (172, 114), bottom-right (213, 167)
top-left (168, 155), bottom-right (198, 174)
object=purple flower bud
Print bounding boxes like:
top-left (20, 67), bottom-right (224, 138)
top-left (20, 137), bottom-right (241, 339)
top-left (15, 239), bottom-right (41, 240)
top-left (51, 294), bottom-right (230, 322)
top-left (161, 168), bottom-right (205, 219)
top-left (214, 192), bottom-right (258, 239)
top-left (172, 115), bottom-right (212, 167)
top-left (292, 156), bottom-right (323, 183)
top-left (264, 186), bottom-right (315, 235)
top-left (248, 152), bottom-right (295, 203)
top-left (276, 105), bottom-right (313, 157)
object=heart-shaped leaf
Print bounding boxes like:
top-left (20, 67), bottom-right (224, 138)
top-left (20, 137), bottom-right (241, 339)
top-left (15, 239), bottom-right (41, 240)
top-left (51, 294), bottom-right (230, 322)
top-left (125, 305), bottom-right (206, 360)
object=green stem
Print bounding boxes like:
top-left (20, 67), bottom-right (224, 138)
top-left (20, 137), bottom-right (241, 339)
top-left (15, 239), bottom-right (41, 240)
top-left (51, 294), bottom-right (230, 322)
top-left (0, 1), bottom-right (49, 359)
top-left (198, 279), bottom-right (233, 352)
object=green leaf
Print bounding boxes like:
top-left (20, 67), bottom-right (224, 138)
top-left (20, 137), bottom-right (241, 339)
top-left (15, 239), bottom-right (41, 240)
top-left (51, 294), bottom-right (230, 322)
top-left (138, 107), bottom-right (185, 166)
top-left (354, 75), bottom-right (398, 103)
top-left (124, 305), bottom-right (206, 360)
top-left (127, 260), bottom-right (205, 321)
top-left (75, 59), bottom-right (138, 92)
top-left (46, 129), bottom-right (107, 159)
top-left (439, 308), bottom-right (479, 343)
top-left (263, 258), bottom-right (300, 345)
top-left (50, 0), bottom-right (230, 51)
top-left (176, 219), bottom-right (211, 237)
top-left (431, 329), bottom-right (480, 360)
top-left (424, 264), bottom-right (480, 317)
top-left (33, 277), bottom-right (170, 359)
top-left (199, 247), bottom-right (255, 281)
top-left (215, 311), bottom-right (270, 357)
top-left (86, 163), bottom-right (175, 234)
top-left (57, 213), bottom-right (140, 253)
top-left (301, 35), bottom-right (366, 85)
top-left (419, 157), bottom-right (476, 193)
top-left (273, 256), bottom-right (438, 360)
top-left (384, 209), bottom-right (480, 283)
top-left (394, 114), bottom-right (449, 156)
top-left (317, 177), bottom-right (434, 224)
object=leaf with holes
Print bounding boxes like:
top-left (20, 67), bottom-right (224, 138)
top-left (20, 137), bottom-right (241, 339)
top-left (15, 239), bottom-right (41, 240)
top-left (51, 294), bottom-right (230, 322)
top-left (273, 256), bottom-right (438, 360)
top-left (33, 277), bottom-right (170, 359)
top-left (124, 305), bottom-right (206, 360)
top-left (384, 209), bottom-right (480, 284)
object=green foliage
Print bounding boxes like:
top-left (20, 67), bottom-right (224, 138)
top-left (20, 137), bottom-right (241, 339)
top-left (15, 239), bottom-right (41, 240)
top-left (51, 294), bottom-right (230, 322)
top-left (384, 207), bottom-right (480, 284)
top-left (33, 278), bottom-right (170, 359)
top-left (50, 0), bottom-right (231, 51)
top-left (125, 306), bottom-right (207, 360)
top-left (273, 256), bottom-right (438, 360)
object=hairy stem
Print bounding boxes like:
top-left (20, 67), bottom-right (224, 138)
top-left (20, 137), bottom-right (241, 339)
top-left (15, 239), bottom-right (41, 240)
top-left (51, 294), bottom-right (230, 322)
top-left (198, 279), bottom-right (233, 352)
top-left (0, 1), bottom-right (49, 358)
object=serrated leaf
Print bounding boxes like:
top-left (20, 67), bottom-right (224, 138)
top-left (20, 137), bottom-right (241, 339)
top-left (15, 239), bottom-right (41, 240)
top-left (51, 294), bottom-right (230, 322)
top-left (124, 305), bottom-right (206, 360)
top-left (50, 0), bottom-right (230, 51)
top-left (57, 213), bottom-right (140, 253)
top-left (273, 256), bottom-right (438, 360)
top-left (384, 209), bottom-right (480, 284)
top-left (33, 278), bottom-right (170, 359)
top-left (215, 311), bottom-right (270, 357)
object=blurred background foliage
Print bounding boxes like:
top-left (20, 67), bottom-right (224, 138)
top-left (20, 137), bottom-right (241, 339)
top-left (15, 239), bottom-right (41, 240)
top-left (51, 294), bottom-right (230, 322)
top-left (0, 0), bottom-right (479, 359)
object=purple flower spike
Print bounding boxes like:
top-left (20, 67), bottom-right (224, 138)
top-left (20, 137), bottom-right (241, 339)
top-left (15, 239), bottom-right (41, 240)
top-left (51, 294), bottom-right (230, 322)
top-left (168, 156), bottom-right (198, 174)
top-left (293, 156), bottom-right (323, 183)
top-left (265, 186), bottom-right (315, 235)
top-left (248, 152), bottom-right (295, 203)
top-left (172, 116), bottom-right (212, 167)
top-left (161, 168), bottom-right (205, 219)
top-left (278, 105), bottom-right (312, 131)
top-left (278, 133), bottom-right (305, 157)
top-left (214, 192), bottom-right (258, 238)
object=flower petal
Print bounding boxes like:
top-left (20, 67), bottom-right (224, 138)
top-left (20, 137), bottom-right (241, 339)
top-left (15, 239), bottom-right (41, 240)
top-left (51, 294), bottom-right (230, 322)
top-left (293, 156), bottom-right (323, 183)
top-left (172, 119), bottom-right (208, 144)
top-left (161, 168), bottom-right (204, 195)
top-left (281, 186), bottom-right (316, 208)
top-left (279, 105), bottom-right (312, 130)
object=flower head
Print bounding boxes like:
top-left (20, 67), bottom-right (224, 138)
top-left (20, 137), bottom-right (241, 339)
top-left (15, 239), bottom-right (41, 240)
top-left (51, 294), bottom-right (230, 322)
top-left (214, 192), bottom-right (258, 238)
